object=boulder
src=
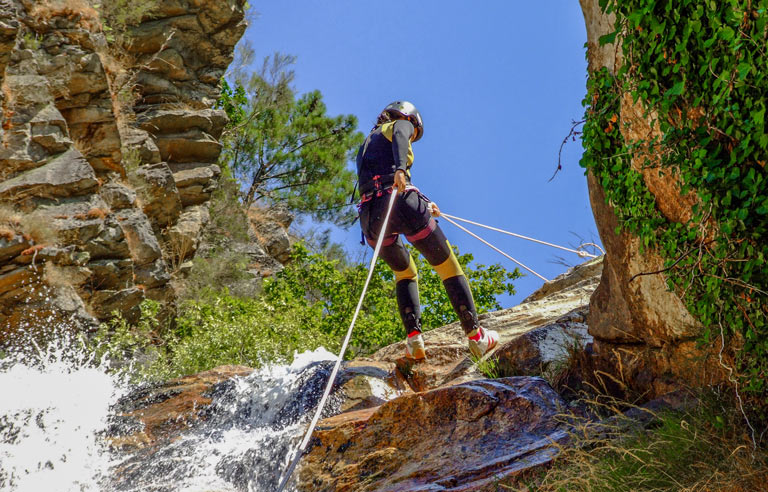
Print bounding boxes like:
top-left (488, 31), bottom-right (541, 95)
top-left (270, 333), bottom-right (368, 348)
top-left (100, 182), bottom-right (138, 210)
top-left (131, 163), bottom-right (183, 229)
top-left (298, 377), bottom-right (568, 492)
top-left (88, 287), bottom-right (144, 321)
top-left (173, 164), bottom-right (221, 206)
top-left (108, 365), bottom-right (254, 452)
top-left (115, 208), bottom-right (163, 266)
top-left (164, 204), bottom-right (211, 261)
top-left (153, 130), bottom-right (223, 164)
top-left (138, 109), bottom-right (228, 138)
top-left (493, 307), bottom-right (591, 377)
top-left (0, 148), bottom-right (98, 201)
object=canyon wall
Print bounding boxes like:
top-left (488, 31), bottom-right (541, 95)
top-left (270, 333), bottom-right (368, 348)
top-left (0, 0), bottom-right (246, 338)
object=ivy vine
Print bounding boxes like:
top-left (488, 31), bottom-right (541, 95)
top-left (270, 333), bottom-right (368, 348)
top-left (582, 1), bottom-right (767, 394)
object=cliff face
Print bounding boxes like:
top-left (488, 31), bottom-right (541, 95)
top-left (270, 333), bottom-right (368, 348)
top-left (0, 0), bottom-right (246, 337)
top-left (579, 0), bottom-right (720, 398)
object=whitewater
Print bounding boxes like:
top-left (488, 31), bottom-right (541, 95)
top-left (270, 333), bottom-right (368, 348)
top-left (0, 334), bottom-right (338, 492)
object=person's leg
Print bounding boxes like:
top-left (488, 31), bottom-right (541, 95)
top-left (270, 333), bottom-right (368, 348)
top-left (399, 192), bottom-right (499, 357)
top-left (360, 195), bottom-right (425, 358)
top-left (406, 221), bottom-right (479, 334)
top-left (377, 236), bottom-right (422, 337)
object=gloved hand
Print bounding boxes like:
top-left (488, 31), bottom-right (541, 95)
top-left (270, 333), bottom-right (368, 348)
top-left (393, 170), bottom-right (407, 193)
top-left (428, 202), bottom-right (441, 217)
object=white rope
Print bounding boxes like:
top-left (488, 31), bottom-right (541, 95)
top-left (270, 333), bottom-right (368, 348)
top-left (276, 189), bottom-right (398, 492)
top-left (440, 214), bottom-right (549, 282)
top-left (441, 213), bottom-right (602, 258)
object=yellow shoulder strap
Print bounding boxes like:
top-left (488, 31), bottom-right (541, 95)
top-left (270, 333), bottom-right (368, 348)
top-left (379, 122), bottom-right (414, 172)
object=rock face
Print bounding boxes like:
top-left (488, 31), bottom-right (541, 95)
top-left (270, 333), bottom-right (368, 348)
top-left (0, 0), bottom-right (246, 337)
top-left (299, 377), bottom-right (567, 492)
top-left (578, 0), bottom-right (720, 399)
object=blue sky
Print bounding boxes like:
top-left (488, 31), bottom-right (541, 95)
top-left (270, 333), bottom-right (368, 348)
top-left (241, 1), bottom-right (600, 302)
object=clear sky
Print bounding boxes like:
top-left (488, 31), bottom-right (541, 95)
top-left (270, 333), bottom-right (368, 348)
top-left (241, 1), bottom-right (601, 303)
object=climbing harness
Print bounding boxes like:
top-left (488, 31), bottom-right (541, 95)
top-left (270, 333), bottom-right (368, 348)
top-left (439, 213), bottom-right (604, 283)
top-left (276, 189), bottom-right (399, 492)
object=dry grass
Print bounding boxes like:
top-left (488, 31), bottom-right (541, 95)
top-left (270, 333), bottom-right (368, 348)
top-left (29, 0), bottom-right (101, 31)
top-left (513, 390), bottom-right (768, 492)
top-left (86, 207), bottom-right (111, 220)
top-left (0, 227), bottom-right (16, 241)
top-left (163, 234), bottom-right (196, 275)
top-left (0, 204), bottom-right (23, 228)
top-left (21, 244), bottom-right (45, 256)
top-left (0, 205), bottom-right (56, 246)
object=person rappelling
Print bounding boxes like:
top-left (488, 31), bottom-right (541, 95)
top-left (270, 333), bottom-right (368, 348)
top-left (355, 101), bottom-right (499, 360)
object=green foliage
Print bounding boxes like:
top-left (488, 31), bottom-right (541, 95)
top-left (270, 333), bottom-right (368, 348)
top-left (472, 355), bottom-right (501, 379)
top-left (217, 55), bottom-right (364, 225)
top-left (180, 168), bottom-right (258, 301)
top-left (93, 241), bottom-right (519, 380)
top-left (164, 293), bottom-right (337, 377)
top-left (582, 1), bottom-right (768, 394)
top-left (95, 0), bottom-right (157, 39)
top-left (264, 242), bottom-right (520, 358)
top-left (88, 300), bottom-right (166, 381)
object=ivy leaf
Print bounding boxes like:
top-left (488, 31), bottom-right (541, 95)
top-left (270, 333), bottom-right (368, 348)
top-left (665, 81), bottom-right (685, 97)
top-left (599, 31), bottom-right (618, 46)
top-left (738, 62), bottom-right (752, 80)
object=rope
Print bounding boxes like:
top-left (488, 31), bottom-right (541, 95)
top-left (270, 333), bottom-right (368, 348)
top-left (276, 189), bottom-right (398, 492)
top-left (441, 213), bottom-right (602, 258)
top-left (440, 214), bottom-right (549, 282)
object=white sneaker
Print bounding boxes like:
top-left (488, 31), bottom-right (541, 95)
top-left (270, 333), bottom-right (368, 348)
top-left (405, 332), bottom-right (426, 360)
top-left (467, 327), bottom-right (498, 358)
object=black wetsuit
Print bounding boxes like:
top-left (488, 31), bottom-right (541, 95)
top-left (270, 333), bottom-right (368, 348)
top-left (356, 119), bottom-right (480, 336)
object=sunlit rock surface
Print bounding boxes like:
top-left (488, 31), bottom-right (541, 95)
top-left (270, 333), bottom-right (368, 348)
top-left (0, 0), bottom-right (246, 335)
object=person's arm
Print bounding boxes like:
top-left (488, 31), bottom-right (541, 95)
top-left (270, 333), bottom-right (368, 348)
top-left (391, 119), bottom-right (414, 174)
top-left (391, 119), bottom-right (414, 192)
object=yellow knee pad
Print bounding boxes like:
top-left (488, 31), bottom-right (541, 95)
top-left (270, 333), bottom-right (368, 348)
top-left (432, 241), bottom-right (465, 280)
top-left (394, 255), bottom-right (418, 282)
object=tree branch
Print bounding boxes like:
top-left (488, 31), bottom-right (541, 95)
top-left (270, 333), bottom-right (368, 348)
top-left (549, 119), bottom-right (586, 182)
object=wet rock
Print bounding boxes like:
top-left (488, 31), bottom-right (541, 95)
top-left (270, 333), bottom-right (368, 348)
top-left (108, 366), bottom-right (254, 452)
top-left (87, 259), bottom-right (134, 291)
top-left (0, 235), bottom-right (30, 264)
top-left (336, 360), bottom-right (411, 413)
top-left (89, 287), bottom-right (144, 321)
top-left (298, 377), bottom-right (568, 492)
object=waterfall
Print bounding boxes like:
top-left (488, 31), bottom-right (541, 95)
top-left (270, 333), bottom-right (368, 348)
top-left (1, 334), bottom-right (340, 492)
